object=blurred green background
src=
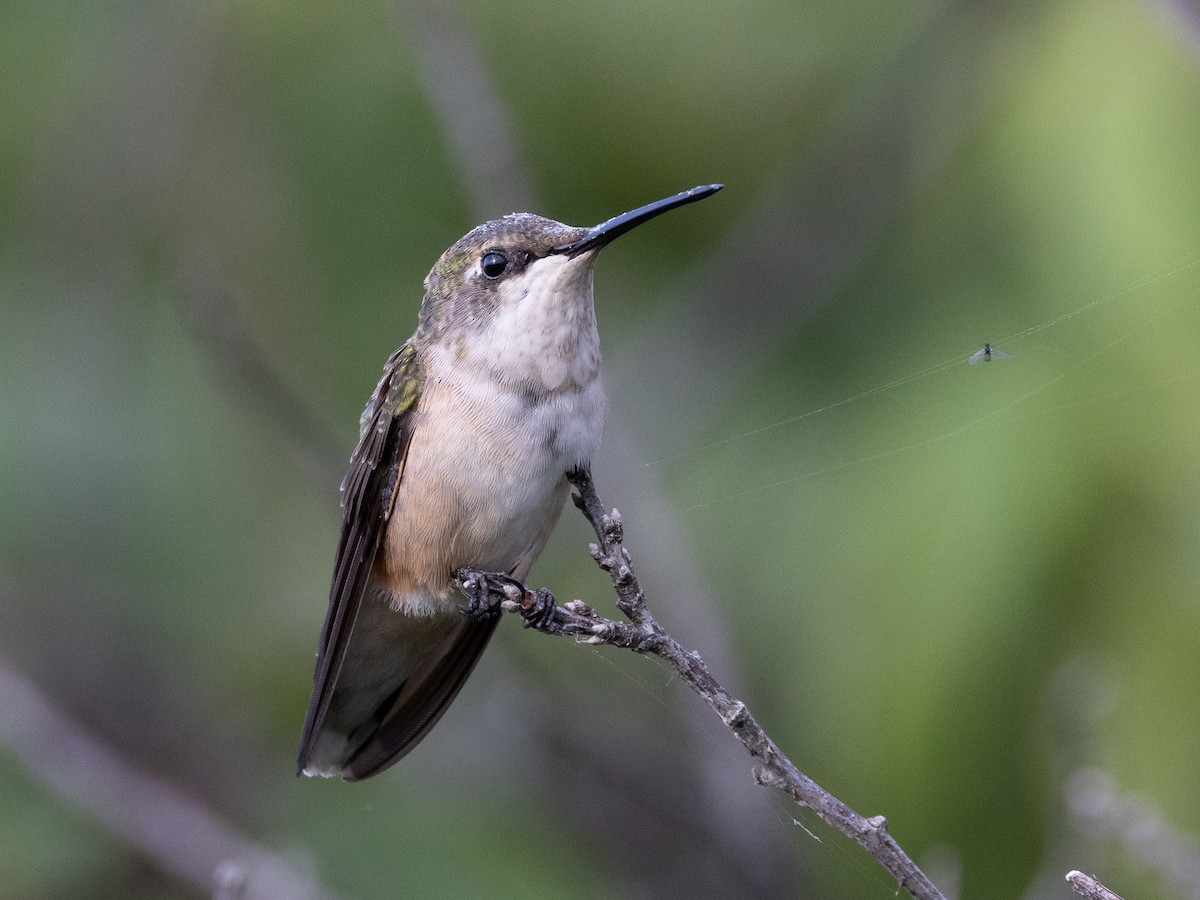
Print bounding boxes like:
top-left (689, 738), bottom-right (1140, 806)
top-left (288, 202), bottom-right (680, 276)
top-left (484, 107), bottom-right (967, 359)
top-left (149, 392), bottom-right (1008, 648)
top-left (3, 0), bottom-right (1200, 897)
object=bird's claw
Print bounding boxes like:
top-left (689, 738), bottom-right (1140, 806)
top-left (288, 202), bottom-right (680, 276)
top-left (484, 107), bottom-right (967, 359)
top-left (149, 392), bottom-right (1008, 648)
top-left (457, 569), bottom-right (531, 620)
top-left (457, 569), bottom-right (504, 620)
top-left (519, 587), bottom-right (558, 630)
top-left (456, 569), bottom-right (558, 629)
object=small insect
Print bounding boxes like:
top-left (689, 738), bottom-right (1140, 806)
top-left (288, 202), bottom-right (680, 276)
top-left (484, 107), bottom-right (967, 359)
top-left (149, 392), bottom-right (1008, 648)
top-left (968, 343), bottom-right (1013, 365)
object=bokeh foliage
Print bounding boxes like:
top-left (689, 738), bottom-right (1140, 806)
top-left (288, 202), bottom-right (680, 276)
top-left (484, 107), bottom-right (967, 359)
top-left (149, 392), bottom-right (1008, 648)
top-left (3, 0), bottom-right (1200, 898)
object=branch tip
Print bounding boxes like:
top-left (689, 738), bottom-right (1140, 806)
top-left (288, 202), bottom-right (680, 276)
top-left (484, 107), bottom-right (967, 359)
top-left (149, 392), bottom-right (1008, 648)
top-left (1066, 870), bottom-right (1124, 900)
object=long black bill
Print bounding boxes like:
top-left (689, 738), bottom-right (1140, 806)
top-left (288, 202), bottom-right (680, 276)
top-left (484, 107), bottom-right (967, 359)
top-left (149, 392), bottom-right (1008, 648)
top-left (551, 183), bottom-right (724, 258)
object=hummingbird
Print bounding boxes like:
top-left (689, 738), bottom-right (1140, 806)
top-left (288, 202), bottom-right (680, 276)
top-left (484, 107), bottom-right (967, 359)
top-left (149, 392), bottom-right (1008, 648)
top-left (298, 184), bottom-right (724, 780)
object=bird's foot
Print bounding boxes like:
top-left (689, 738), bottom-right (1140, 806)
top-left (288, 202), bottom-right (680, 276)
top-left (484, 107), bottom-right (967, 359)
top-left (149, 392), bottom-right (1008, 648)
top-left (455, 569), bottom-right (559, 630)
top-left (456, 569), bottom-right (520, 620)
top-left (519, 587), bottom-right (558, 630)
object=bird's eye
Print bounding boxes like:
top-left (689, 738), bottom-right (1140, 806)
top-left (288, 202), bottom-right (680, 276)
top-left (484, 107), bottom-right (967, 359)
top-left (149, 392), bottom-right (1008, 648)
top-left (481, 251), bottom-right (508, 279)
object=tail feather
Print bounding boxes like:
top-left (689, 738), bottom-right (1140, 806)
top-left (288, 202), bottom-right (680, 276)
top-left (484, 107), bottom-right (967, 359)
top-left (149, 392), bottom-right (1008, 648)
top-left (343, 616), bottom-right (498, 779)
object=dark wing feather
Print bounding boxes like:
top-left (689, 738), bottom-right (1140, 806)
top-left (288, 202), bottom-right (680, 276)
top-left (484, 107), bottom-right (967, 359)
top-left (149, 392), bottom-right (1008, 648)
top-left (343, 615), bottom-right (499, 781)
top-left (297, 344), bottom-right (423, 772)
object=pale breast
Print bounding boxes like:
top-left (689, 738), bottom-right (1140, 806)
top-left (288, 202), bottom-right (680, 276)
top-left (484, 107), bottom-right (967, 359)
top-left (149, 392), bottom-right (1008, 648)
top-left (378, 359), bottom-right (604, 607)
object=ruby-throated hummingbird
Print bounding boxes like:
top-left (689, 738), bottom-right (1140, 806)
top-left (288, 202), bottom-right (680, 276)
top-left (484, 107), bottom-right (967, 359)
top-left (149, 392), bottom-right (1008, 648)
top-left (298, 184), bottom-right (723, 780)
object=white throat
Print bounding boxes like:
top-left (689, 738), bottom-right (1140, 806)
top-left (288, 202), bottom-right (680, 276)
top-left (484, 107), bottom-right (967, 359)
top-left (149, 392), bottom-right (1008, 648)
top-left (479, 252), bottom-right (602, 393)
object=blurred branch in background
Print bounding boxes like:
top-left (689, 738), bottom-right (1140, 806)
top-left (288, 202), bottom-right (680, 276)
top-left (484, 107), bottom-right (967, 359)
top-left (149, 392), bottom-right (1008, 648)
top-left (392, 0), bottom-right (537, 219)
top-left (1066, 768), bottom-right (1200, 900)
top-left (1019, 657), bottom-right (1200, 900)
top-left (1149, 0), bottom-right (1200, 61)
top-left (176, 264), bottom-right (347, 490)
top-left (0, 653), bottom-right (339, 900)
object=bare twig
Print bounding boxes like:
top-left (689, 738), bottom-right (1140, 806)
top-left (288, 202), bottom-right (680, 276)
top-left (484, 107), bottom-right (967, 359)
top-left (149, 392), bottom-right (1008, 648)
top-left (458, 468), bottom-right (946, 900)
top-left (1066, 870), bottom-right (1125, 900)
